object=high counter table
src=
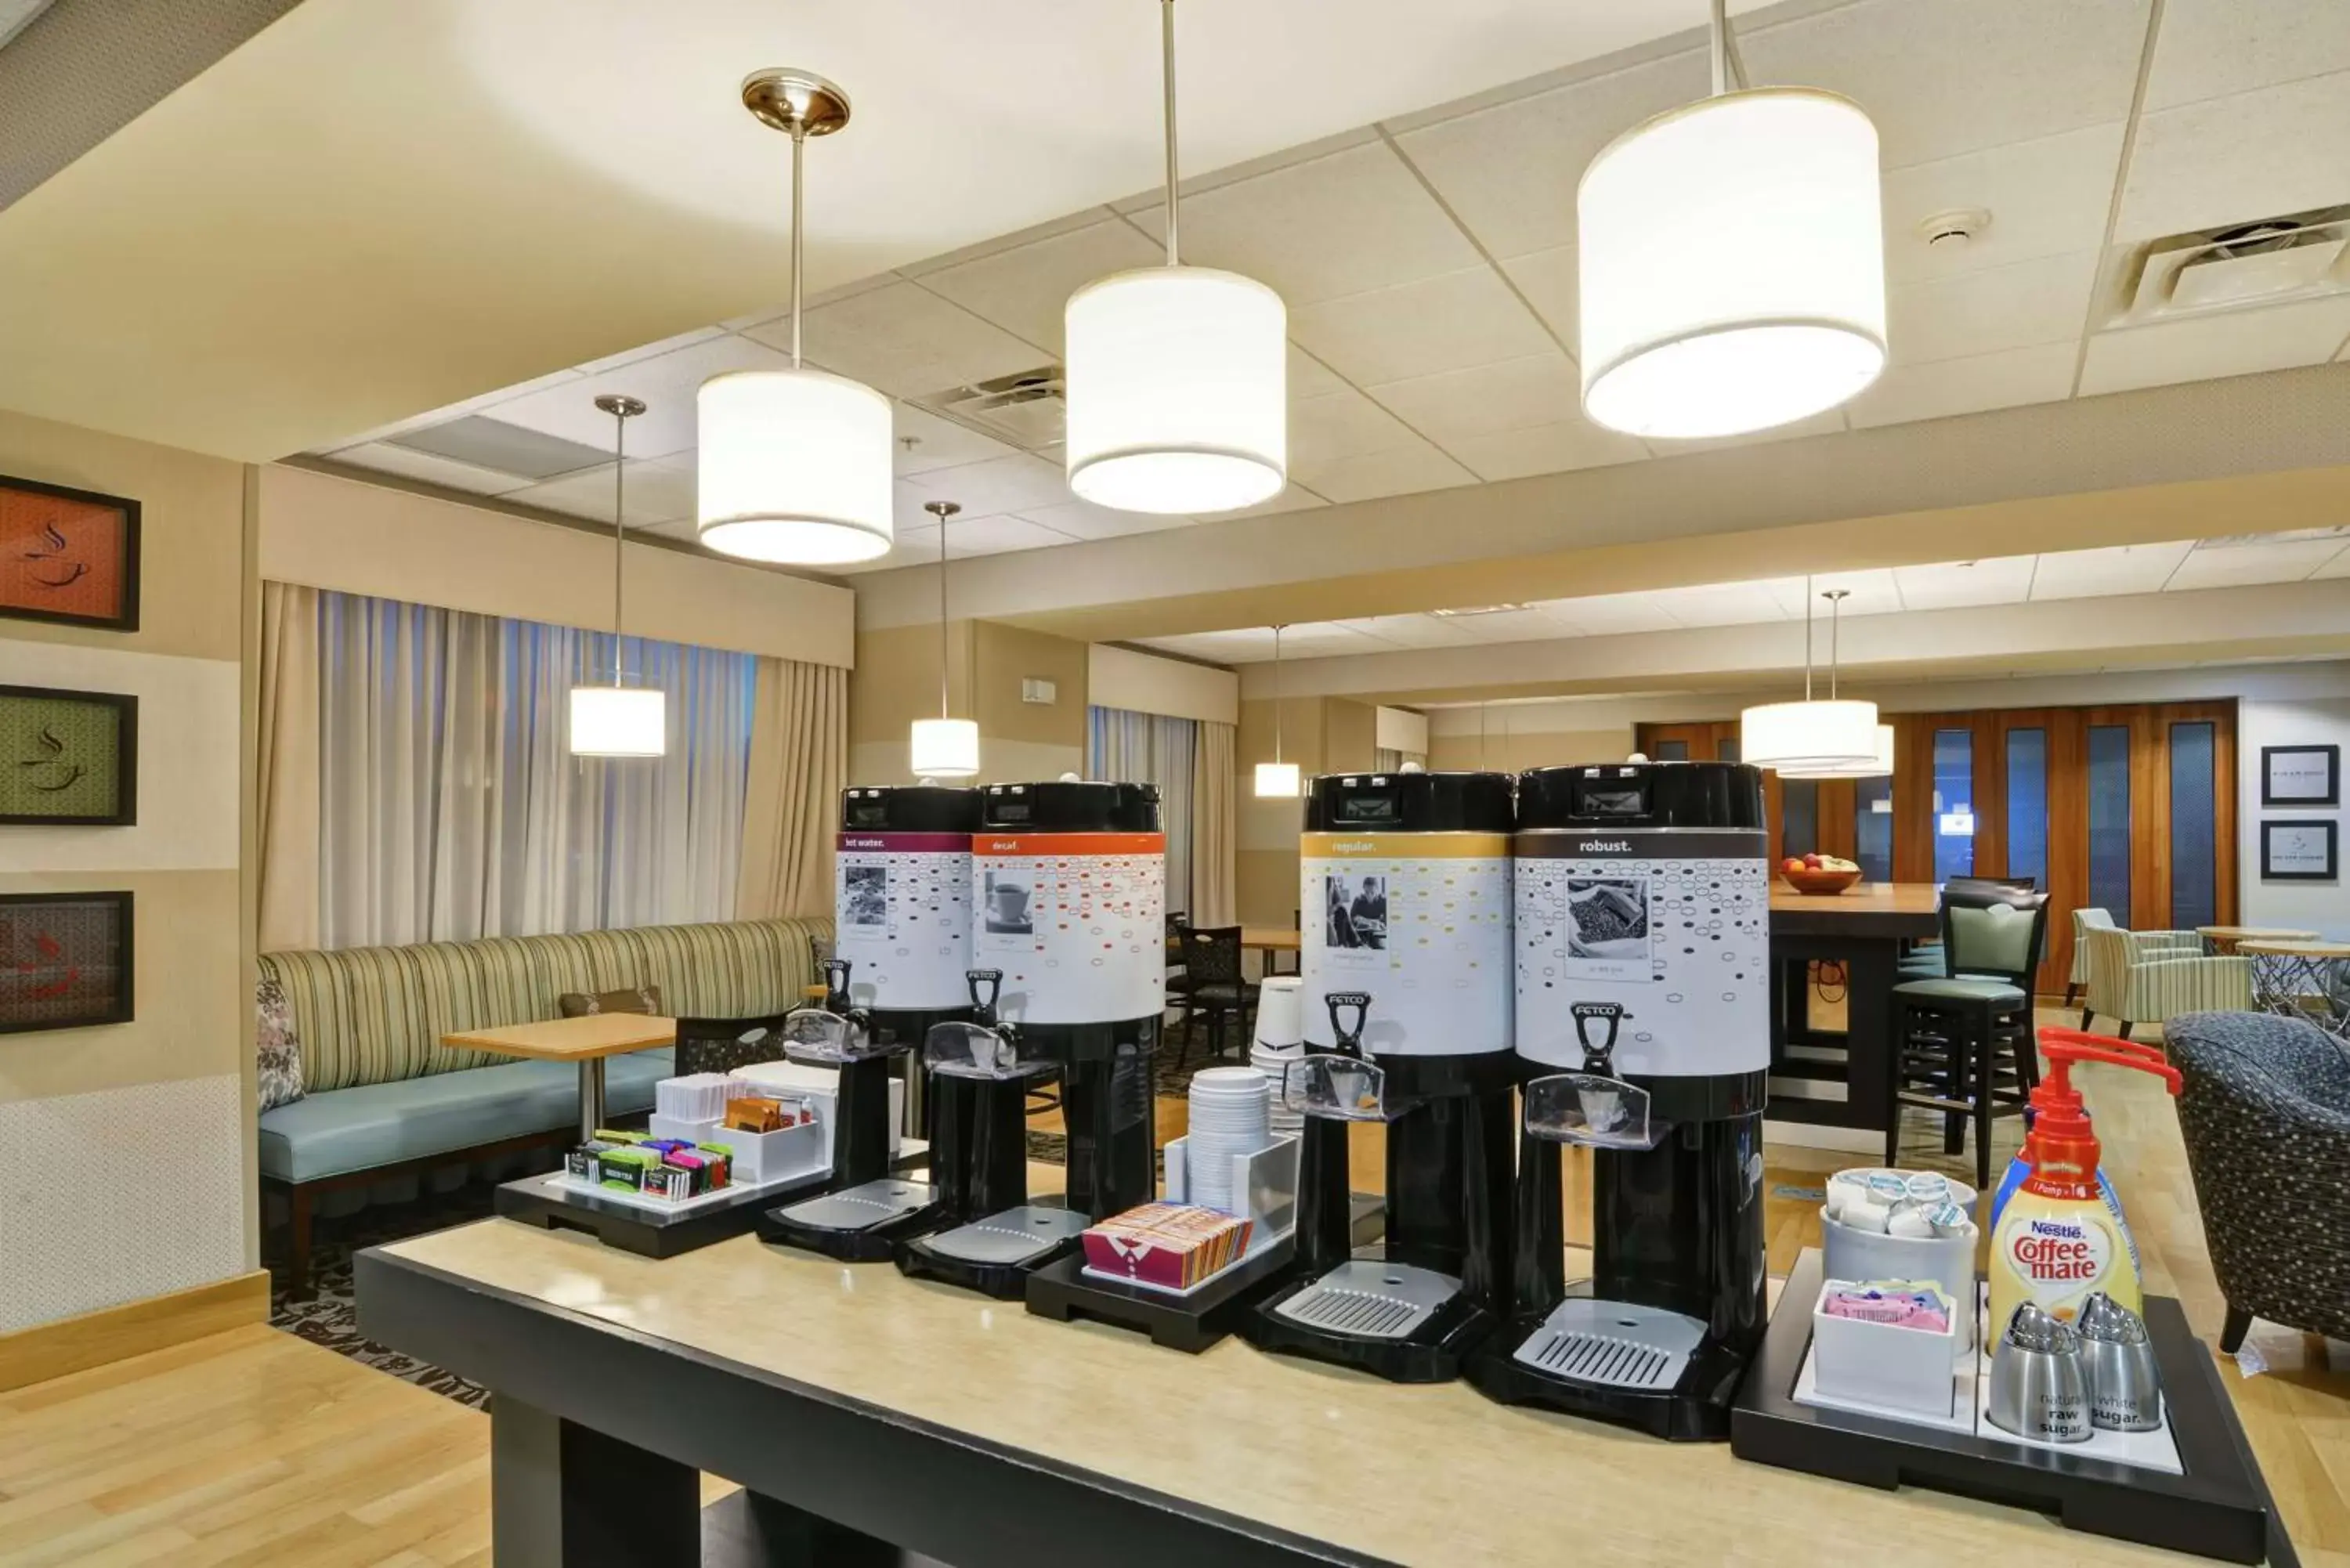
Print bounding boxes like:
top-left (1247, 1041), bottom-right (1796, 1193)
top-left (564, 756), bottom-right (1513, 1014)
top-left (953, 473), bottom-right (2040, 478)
top-left (356, 1210), bottom-right (2187, 1567)
top-left (1766, 882), bottom-right (1942, 1149)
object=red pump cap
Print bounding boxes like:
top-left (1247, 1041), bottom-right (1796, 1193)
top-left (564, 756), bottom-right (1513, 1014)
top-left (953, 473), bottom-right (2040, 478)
top-left (2020, 1028), bottom-right (2182, 1198)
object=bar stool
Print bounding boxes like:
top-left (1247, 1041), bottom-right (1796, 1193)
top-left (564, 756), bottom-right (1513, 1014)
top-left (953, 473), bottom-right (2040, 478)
top-left (1885, 885), bottom-right (2048, 1188)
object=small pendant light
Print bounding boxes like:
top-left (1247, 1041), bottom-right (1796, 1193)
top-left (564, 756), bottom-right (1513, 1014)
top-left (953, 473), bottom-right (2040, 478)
top-left (1776, 589), bottom-right (1893, 779)
top-left (1064, 0), bottom-right (1287, 515)
top-left (909, 499), bottom-right (981, 779)
top-left (698, 70), bottom-right (895, 564)
top-left (1741, 579), bottom-right (1878, 773)
top-left (1254, 623), bottom-right (1300, 797)
top-left (569, 395), bottom-right (667, 757)
top-left (1578, 0), bottom-right (1885, 439)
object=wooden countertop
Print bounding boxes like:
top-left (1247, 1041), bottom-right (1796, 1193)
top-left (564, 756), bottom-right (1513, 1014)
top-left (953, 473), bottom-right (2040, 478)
top-left (1767, 880), bottom-right (1941, 940)
top-left (2237, 938), bottom-right (2350, 959)
top-left (374, 1218), bottom-right (2175, 1566)
top-left (442, 1013), bottom-right (678, 1060)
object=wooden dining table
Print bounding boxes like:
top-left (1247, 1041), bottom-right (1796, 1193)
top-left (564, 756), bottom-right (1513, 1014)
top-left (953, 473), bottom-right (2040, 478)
top-left (1765, 882), bottom-right (1942, 1148)
top-left (443, 1013), bottom-right (678, 1143)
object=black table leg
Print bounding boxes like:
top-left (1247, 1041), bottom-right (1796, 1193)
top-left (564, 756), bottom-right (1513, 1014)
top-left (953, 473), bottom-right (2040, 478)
top-left (494, 1396), bottom-right (700, 1568)
top-left (704, 1490), bottom-right (948, 1566)
top-left (1842, 941), bottom-right (1896, 1146)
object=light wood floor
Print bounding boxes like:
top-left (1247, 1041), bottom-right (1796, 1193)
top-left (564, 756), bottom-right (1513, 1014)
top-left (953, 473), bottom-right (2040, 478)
top-left (1, 1009), bottom-right (2341, 1566)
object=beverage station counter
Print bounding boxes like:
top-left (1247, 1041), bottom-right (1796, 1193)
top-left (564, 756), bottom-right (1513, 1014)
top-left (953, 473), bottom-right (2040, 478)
top-left (354, 1207), bottom-right (2286, 1568)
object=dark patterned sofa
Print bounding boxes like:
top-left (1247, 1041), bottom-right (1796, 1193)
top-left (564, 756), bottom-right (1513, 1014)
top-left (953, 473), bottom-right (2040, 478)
top-left (2165, 1010), bottom-right (2350, 1350)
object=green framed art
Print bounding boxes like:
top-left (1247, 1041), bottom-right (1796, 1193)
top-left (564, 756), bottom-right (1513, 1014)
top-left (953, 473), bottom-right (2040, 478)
top-left (0, 685), bottom-right (138, 826)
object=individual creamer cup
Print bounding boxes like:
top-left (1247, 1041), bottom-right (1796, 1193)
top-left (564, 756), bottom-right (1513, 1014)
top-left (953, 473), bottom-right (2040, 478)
top-left (1904, 1172), bottom-right (1950, 1205)
top-left (1886, 1204), bottom-right (1935, 1239)
top-left (1842, 1196), bottom-right (1892, 1234)
top-left (1927, 1201), bottom-right (1971, 1237)
top-left (1865, 1172), bottom-right (1910, 1203)
top-left (1826, 1170), bottom-right (1869, 1220)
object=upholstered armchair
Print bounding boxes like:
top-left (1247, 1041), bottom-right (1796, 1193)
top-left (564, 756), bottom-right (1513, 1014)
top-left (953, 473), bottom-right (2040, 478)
top-left (2066, 908), bottom-right (2199, 1006)
top-left (2080, 926), bottom-right (2251, 1038)
top-left (2165, 1010), bottom-right (2350, 1350)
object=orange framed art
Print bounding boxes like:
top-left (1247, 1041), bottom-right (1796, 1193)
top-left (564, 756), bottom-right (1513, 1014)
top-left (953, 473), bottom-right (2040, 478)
top-left (0, 472), bottom-right (140, 633)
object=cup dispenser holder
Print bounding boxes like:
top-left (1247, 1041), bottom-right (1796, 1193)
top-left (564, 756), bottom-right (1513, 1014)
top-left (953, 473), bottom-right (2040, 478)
top-left (1523, 1002), bottom-right (1663, 1152)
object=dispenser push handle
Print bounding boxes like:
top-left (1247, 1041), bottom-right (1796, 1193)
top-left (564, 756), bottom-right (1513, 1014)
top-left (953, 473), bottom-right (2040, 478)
top-left (2035, 1028), bottom-right (2182, 1095)
top-left (2037, 1026), bottom-right (2167, 1064)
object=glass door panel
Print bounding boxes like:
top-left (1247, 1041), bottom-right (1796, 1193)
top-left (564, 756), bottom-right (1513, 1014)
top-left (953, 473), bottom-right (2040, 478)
top-left (2005, 728), bottom-right (2048, 891)
top-left (1855, 775), bottom-right (1892, 882)
top-left (2088, 724), bottom-right (2133, 922)
top-left (2169, 721), bottom-right (2218, 930)
top-left (1932, 728), bottom-right (1975, 880)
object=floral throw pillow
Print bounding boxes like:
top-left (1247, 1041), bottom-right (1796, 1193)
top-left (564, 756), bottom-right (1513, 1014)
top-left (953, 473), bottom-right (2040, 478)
top-left (256, 977), bottom-right (306, 1113)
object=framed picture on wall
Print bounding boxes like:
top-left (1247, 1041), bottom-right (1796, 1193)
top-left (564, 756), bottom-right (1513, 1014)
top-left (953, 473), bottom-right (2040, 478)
top-left (2259, 819), bottom-right (2337, 882)
top-left (0, 891), bottom-right (134, 1034)
top-left (0, 685), bottom-right (137, 826)
top-left (0, 473), bottom-right (141, 633)
top-left (2261, 744), bottom-right (2339, 807)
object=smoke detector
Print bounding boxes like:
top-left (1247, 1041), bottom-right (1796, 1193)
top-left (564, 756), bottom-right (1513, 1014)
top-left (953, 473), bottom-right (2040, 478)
top-left (1916, 208), bottom-right (1990, 251)
top-left (2110, 206), bottom-right (2350, 326)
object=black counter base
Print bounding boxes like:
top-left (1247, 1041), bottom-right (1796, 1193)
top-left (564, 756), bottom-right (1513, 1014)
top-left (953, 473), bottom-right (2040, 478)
top-left (495, 1169), bottom-right (829, 1259)
top-left (1025, 1240), bottom-right (1296, 1353)
top-left (1732, 1251), bottom-right (2297, 1566)
top-left (1238, 1281), bottom-right (1495, 1385)
top-left (755, 1197), bottom-right (947, 1263)
top-left (704, 1487), bottom-right (949, 1568)
top-left (1465, 1310), bottom-right (1748, 1442)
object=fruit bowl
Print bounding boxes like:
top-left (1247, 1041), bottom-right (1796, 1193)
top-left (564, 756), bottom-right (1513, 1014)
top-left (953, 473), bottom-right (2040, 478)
top-left (1781, 865), bottom-right (1863, 895)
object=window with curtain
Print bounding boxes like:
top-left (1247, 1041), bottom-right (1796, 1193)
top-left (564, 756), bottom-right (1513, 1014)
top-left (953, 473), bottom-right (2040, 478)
top-left (316, 590), bottom-right (758, 949)
top-left (1087, 706), bottom-right (1196, 918)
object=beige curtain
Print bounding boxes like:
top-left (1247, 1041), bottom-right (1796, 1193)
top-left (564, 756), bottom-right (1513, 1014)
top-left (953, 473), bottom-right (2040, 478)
top-left (256, 581), bottom-right (322, 953)
top-left (737, 656), bottom-right (849, 920)
top-left (1191, 720), bottom-right (1238, 927)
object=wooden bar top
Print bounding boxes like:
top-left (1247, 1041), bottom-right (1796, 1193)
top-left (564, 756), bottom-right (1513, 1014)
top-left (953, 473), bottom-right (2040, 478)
top-left (1767, 880), bottom-right (1940, 939)
top-left (376, 1218), bottom-right (2175, 1566)
top-left (442, 1013), bottom-right (677, 1060)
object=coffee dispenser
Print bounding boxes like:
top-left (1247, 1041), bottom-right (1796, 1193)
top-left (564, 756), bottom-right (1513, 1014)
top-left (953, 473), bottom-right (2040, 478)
top-left (1242, 769), bottom-right (1516, 1383)
top-left (761, 785), bottom-right (980, 1259)
top-left (1468, 760), bottom-right (1770, 1439)
top-left (896, 779), bottom-right (1166, 1297)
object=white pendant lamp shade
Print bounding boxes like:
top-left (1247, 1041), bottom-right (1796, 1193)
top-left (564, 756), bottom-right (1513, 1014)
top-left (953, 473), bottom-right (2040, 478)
top-left (1778, 723), bottom-right (1895, 780)
top-left (569, 686), bottom-right (667, 758)
top-left (1741, 699), bottom-right (1881, 773)
top-left (698, 369), bottom-right (895, 564)
top-left (1065, 266), bottom-right (1289, 515)
top-left (910, 717), bottom-right (981, 780)
top-left (1579, 89), bottom-right (1885, 439)
top-left (1254, 761), bottom-right (1301, 799)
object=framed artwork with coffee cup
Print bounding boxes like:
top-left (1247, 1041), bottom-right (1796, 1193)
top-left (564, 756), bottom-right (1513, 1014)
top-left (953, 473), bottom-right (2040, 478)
top-left (2259, 819), bottom-right (2337, 882)
top-left (0, 891), bottom-right (134, 1034)
top-left (0, 473), bottom-right (141, 633)
top-left (2260, 744), bottom-right (2338, 808)
top-left (0, 685), bottom-right (137, 826)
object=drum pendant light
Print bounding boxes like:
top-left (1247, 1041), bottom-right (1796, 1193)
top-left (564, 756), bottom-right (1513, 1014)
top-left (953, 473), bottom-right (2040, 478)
top-left (1741, 580), bottom-right (1878, 773)
top-left (1774, 590), bottom-right (1892, 779)
top-left (909, 500), bottom-right (981, 779)
top-left (1578, 0), bottom-right (1885, 439)
top-left (699, 71), bottom-right (894, 565)
top-left (1254, 623), bottom-right (1300, 797)
top-left (570, 396), bottom-right (667, 757)
top-left (1065, 0), bottom-right (1287, 515)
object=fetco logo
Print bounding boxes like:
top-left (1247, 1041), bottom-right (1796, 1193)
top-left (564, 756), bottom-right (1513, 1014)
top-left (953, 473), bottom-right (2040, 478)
top-left (1578, 840), bottom-right (1631, 853)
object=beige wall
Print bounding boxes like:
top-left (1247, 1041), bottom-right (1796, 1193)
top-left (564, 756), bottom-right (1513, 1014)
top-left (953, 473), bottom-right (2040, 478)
top-left (1426, 727), bottom-right (1636, 772)
top-left (1088, 644), bottom-right (1239, 726)
top-left (257, 465), bottom-right (855, 667)
top-left (0, 408), bottom-right (251, 1334)
top-left (848, 619), bottom-right (1088, 786)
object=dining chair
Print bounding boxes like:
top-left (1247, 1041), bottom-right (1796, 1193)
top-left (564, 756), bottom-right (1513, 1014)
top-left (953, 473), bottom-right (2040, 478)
top-left (2064, 908), bottom-right (2199, 1006)
top-left (2080, 926), bottom-right (2251, 1039)
top-left (1173, 925), bottom-right (1256, 1071)
top-left (1886, 885), bottom-right (2048, 1187)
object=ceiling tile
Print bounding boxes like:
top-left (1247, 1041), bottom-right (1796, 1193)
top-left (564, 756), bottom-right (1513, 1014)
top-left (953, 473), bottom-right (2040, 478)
top-left (1292, 387), bottom-right (1420, 465)
top-left (634, 518), bottom-right (703, 543)
top-left (2166, 537), bottom-right (2350, 590)
top-left (483, 334), bottom-right (794, 460)
top-left (774, 281), bottom-right (1045, 400)
top-left (1655, 407), bottom-right (1849, 453)
top-left (2026, 540), bottom-right (2196, 598)
top-left (1882, 123), bottom-right (2128, 285)
top-left (941, 513), bottom-right (1079, 558)
top-left (1497, 244), bottom-right (1582, 356)
top-left (1762, 569), bottom-right (1903, 620)
top-left (2143, 0), bottom-right (2350, 110)
top-left (1139, 628), bottom-right (1267, 663)
top-left (1892, 555), bottom-right (2040, 609)
top-left (573, 326), bottom-right (730, 377)
top-left (2077, 295), bottom-right (2350, 393)
top-left (1650, 581), bottom-right (1795, 628)
top-left (1529, 591), bottom-right (1681, 637)
top-left (1292, 435), bottom-right (1477, 504)
top-left (2117, 69), bottom-right (2350, 241)
top-left (1224, 483), bottom-right (1330, 519)
top-left (1123, 142), bottom-right (1482, 306)
top-left (913, 219), bottom-right (1163, 355)
top-left (1846, 341), bottom-right (2079, 428)
top-left (902, 453), bottom-right (1070, 515)
top-left (894, 404), bottom-right (1018, 474)
top-left (1337, 614), bottom-right (1476, 650)
top-left (1390, 51), bottom-right (1704, 260)
top-left (1291, 266), bottom-right (1556, 386)
top-left (320, 441), bottom-right (537, 497)
top-left (324, 367), bottom-right (588, 451)
top-left (1737, 0), bottom-right (2152, 170)
top-left (1367, 353), bottom-right (1580, 442)
top-left (1289, 345), bottom-right (1351, 400)
top-left (1441, 606), bottom-right (1589, 645)
top-left (504, 457), bottom-right (691, 527)
top-left (838, 522), bottom-right (942, 576)
top-left (1012, 499), bottom-right (1194, 541)
top-left (1440, 417), bottom-right (1649, 482)
top-left (2314, 543), bottom-right (2350, 577)
top-left (1887, 250), bottom-right (2099, 366)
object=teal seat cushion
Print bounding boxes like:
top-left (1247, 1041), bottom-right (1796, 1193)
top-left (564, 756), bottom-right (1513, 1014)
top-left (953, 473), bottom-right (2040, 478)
top-left (1894, 977), bottom-right (2026, 1007)
top-left (258, 1047), bottom-right (674, 1183)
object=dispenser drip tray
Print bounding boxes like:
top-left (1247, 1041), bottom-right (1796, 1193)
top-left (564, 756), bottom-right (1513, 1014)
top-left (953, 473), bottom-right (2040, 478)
top-left (924, 1205), bottom-right (1087, 1267)
top-left (1513, 1299), bottom-right (1704, 1392)
top-left (1274, 1260), bottom-right (1459, 1341)
top-left (776, 1179), bottom-right (935, 1234)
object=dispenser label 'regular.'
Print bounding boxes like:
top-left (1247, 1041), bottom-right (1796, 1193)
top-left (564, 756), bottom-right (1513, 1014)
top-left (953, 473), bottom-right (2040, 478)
top-left (1299, 833), bottom-right (1512, 1056)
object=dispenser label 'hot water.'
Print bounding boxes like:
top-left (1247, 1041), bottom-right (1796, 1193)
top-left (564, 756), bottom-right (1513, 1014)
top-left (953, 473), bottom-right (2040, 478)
top-left (1513, 828), bottom-right (1769, 1078)
top-left (834, 832), bottom-right (974, 1011)
top-left (970, 832), bottom-right (1166, 1025)
top-left (1299, 831), bottom-right (1512, 1054)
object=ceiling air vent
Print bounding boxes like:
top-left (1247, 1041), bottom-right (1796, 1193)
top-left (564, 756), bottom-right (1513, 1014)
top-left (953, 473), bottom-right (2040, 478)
top-left (385, 415), bottom-right (611, 481)
top-left (913, 365), bottom-right (1065, 453)
top-left (2111, 205), bottom-right (2350, 327)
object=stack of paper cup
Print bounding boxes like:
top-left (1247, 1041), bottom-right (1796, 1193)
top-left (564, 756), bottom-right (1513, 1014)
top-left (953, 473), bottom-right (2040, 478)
top-left (1250, 977), bottom-right (1306, 1140)
top-left (1187, 1067), bottom-right (1272, 1217)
